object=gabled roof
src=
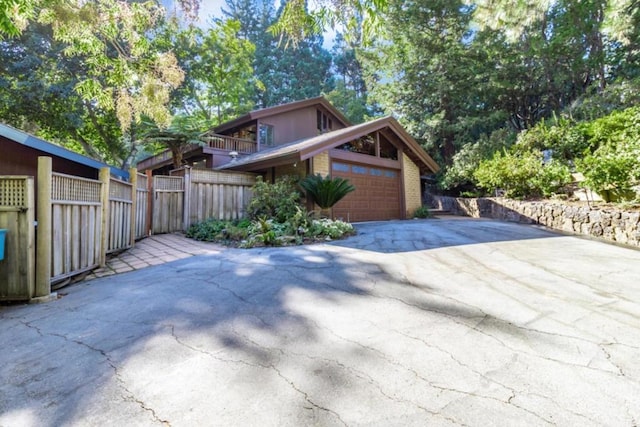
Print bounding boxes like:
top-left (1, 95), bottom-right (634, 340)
top-left (217, 116), bottom-right (440, 174)
top-left (214, 96), bottom-right (352, 134)
top-left (0, 123), bottom-right (129, 179)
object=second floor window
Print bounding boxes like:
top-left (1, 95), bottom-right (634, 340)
top-left (317, 110), bottom-right (333, 133)
top-left (259, 123), bottom-right (274, 147)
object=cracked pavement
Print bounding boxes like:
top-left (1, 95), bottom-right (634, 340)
top-left (1, 218), bottom-right (640, 426)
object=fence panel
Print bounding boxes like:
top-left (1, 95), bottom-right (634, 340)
top-left (187, 169), bottom-right (255, 225)
top-left (135, 173), bottom-right (149, 239)
top-left (108, 178), bottom-right (133, 253)
top-left (0, 176), bottom-right (35, 300)
top-left (152, 176), bottom-right (184, 234)
top-left (50, 172), bottom-right (102, 283)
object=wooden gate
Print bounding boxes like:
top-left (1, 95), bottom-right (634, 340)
top-left (107, 178), bottom-right (133, 253)
top-left (0, 176), bottom-right (35, 300)
top-left (152, 175), bottom-right (184, 234)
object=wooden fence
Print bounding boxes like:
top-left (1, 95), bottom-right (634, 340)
top-left (107, 177), bottom-right (133, 254)
top-left (135, 172), bottom-right (149, 239)
top-left (48, 171), bottom-right (104, 284)
top-left (172, 168), bottom-right (255, 225)
top-left (2, 158), bottom-right (255, 301)
top-left (0, 176), bottom-right (35, 301)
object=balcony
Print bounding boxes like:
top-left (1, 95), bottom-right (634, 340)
top-left (136, 133), bottom-right (257, 172)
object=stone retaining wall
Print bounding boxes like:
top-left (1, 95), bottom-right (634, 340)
top-left (426, 194), bottom-right (640, 248)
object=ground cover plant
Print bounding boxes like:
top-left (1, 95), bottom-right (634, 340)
top-left (186, 176), bottom-right (355, 247)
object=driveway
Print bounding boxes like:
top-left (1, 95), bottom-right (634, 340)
top-left (1, 218), bottom-right (640, 426)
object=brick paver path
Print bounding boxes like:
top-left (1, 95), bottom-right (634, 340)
top-left (85, 234), bottom-right (224, 280)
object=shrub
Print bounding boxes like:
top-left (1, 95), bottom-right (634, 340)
top-left (247, 176), bottom-right (301, 223)
top-left (413, 205), bottom-right (432, 218)
top-left (300, 174), bottom-right (355, 209)
top-left (186, 219), bottom-right (249, 242)
top-left (474, 149), bottom-right (572, 199)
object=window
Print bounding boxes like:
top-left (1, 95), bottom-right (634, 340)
top-left (370, 168), bottom-right (383, 176)
top-left (332, 162), bottom-right (350, 172)
top-left (384, 170), bottom-right (397, 178)
top-left (337, 136), bottom-right (376, 156)
top-left (352, 165), bottom-right (368, 174)
top-left (259, 123), bottom-right (274, 147)
top-left (317, 110), bottom-right (333, 133)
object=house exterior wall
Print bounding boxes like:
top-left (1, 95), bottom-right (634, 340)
top-left (312, 152), bottom-right (330, 176)
top-left (403, 153), bottom-right (421, 217)
top-left (0, 137), bottom-right (98, 179)
top-left (274, 163), bottom-right (306, 180)
top-left (258, 106), bottom-right (347, 147)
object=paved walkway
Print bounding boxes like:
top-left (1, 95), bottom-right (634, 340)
top-left (85, 234), bottom-right (224, 280)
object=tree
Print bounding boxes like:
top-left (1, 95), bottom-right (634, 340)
top-left (363, 0), bottom-right (491, 164)
top-left (38, 0), bottom-right (184, 167)
top-left (0, 23), bottom-right (125, 163)
top-left (163, 19), bottom-right (258, 124)
top-left (223, 0), bottom-right (334, 108)
top-left (139, 116), bottom-right (206, 170)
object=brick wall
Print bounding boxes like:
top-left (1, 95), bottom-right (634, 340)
top-left (312, 152), bottom-right (330, 176)
top-left (403, 153), bottom-right (421, 218)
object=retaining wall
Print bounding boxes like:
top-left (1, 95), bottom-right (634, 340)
top-left (426, 194), bottom-right (640, 248)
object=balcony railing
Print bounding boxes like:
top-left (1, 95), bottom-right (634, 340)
top-left (203, 133), bottom-right (257, 154)
top-left (136, 133), bottom-right (257, 171)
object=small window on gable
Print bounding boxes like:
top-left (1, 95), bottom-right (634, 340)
top-left (317, 110), bottom-right (332, 133)
top-left (337, 135), bottom-right (376, 156)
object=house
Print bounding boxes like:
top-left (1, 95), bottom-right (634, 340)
top-left (0, 123), bottom-right (129, 180)
top-left (137, 97), bottom-right (439, 222)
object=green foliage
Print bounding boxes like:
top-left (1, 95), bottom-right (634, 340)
top-left (575, 107), bottom-right (640, 201)
top-left (413, 206), bottom-right (432, 219)
top-left (247, 176), bottom-right (302, 223)
top-left (474, 150), bottom-right (572, 199)
top-left (514, 119), bottom-right (589, 161)
top-left (441, 129), bottom-right (516, 192)
top-left (186, 218), bottom-right (250, 242)
top-left (139, 115), bottom-right (207, 169)
top-left (299, 174), bottom-right (355, 209)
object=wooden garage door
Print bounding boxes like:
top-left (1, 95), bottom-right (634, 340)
top-left (331, 161), bottom-right (401, 222)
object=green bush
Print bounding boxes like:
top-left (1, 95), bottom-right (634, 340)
top-left (186, 218), bottom-right (249, 242)
top-left (474, 149), bottom-right (572, 199)
top-left (247, 176), bottom-right (301, 223)
top-left (440, 128), bottom-right (516, 192)
top-left (299, 174), bottom-right (355, 209)
top-left (413, 205), bottom-right (432, 218)
top-left (575, 107), bottom-right (640, 201)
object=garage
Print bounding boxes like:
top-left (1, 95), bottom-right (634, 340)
top-left (331, 161), bottom-right (401, 222)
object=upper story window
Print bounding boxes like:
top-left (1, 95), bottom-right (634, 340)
top-left (259, 123), bottom-right (274, 147)
top-left (317, 110), bottom-right (333, 133)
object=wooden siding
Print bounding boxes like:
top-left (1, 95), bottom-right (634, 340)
top-left (135, 173), bottom-right (149, 239)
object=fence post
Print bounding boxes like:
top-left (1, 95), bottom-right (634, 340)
top-left (99, 167), bottom-right (110, 267)
top-left (146, 170), bottom-right (153, 236)
top-left (183, 166), bottom-right (191, 231)
top-left (129, 168), bottom-right (137, 245)
top-left (35, 157), bottom-right (52, 299)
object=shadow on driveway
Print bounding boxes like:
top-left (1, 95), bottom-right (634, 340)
top-left (1, 218), bottom-right (639, 426)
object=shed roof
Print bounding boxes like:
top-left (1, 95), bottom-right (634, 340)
top-left (213, 96), bottom-right (352, 134)
top-left (217, 116), bottom-right (440, 174)
top-left (0, 123), bottom-right (129, 179)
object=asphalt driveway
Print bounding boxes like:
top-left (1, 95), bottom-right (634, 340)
top-left (1, 218), bottom-right (640, 426)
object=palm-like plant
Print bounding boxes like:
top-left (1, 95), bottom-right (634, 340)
top-left (300, 174), bottom-right (355, 209)
top-left (140, 116), bottom-right (207, 169)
